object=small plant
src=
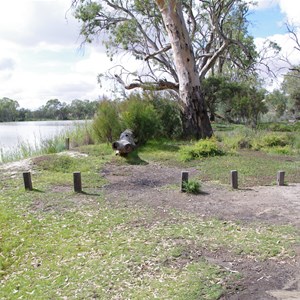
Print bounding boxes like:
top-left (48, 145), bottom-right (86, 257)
top-left (182, 180), bottom-right (201, 194)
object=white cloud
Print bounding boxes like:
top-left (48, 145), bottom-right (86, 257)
top-left (0, 0), bottom-right (79, 48)
top-left (249, 0), bottom-right (300, 90)
top-left (247, 0), bottom-right (279, 10)
top-left (278, 0), bottom-right (300, 25)
top-left (0, 0), bottom-right (107, 109)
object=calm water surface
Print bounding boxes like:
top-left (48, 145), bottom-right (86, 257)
top-left (0, 120), bottom-right (87, 153)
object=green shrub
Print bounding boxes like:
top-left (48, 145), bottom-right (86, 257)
top-left (121, 94), bottom-right (161, 145)
top-left (216, 126), bottom-right (256, 151)
top-left (149, 95), bottom-right (183, 139)
top-left (93, 99), bottom-right (121, 143)
top-left (182, 180), bottom-right (201, 194)
top-left (258, 123), bottom-right (293, 132)
top-left (263, 145), bottom-right (294, 155)
top-left (179, 138), bottom-right (225, 161)
top-left (292, 121), bottom-right (300, 132)
top-left (293, 134), bottom-right (300, 150)
top-left (261, 134), bottom-right (290, 147)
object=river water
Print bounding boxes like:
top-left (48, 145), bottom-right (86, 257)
top-left (0, 120), bottom-right (88, 158)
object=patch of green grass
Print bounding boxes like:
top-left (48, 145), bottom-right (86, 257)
top-left (78, 143), bottom-right (113, 157)
top-left (1, 132), bottom-right (300, 299)
top-left (217, 126), bottom-right (300, 155)
top-left (1, 191), bottom-right (298, 300)
top-left (138, 140), bottom-right (181, 163)
top-left (258, 121), bottom-right (300, 132)
top-left (194, 151), bottom-right (300, 187)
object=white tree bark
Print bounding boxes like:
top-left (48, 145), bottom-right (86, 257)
top-left (156, 0), bottom-right (212, 138)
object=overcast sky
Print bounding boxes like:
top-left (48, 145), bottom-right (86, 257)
top-left (0, 0), bottom-right (300, 109)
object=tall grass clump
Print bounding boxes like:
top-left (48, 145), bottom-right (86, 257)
top-left (251, 132), bottom-right (295, 155)
top-left (216, 126), bottom-right (255, 151)
top-left (258, 121), bottom-right (300, 132)
top-left (215, 124), bottom-right (299, 155)
top-left (65, 121), bottom-right (94, 147)
top-left (179, 138), bottom-right (225, 161)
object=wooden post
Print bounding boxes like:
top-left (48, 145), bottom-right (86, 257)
top-left (73, 172), bottom-right (82, 193)
top-left (65, 137), bottom-right (70, 150)
top-left (181, 171), bottom-right (189, 192)
top-left (277, 171), bottom-right (285, 186)
top-left (231, 170), bottom-right (238, 189)
top-left (23, 172), bottom-right (33, 191)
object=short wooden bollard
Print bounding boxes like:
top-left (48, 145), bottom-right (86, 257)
top-left (277, 171), bottom-right (285, 186)
top-left (65, 137), bottom-right (70, 150)
top-left (181, 171), bottom-right (189, 192)
top-left (23, 172), bottom-right (33, 191)
top-left (73, 172), bottom-right (82, 193)
top-left (231, 170), bottom-right (238, 189)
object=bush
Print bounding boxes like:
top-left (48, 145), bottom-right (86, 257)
top-left (257, 122), bottom-right (300, 132)
top-left (93, 100), bottom-right (121, 143)
top-left (258, 123), bottom-right (292, 132)
top-left (263, 146), bottom-right (294, 155)
top-left (216, 126), bottom-right (255, 151)
top-left (120, 94), bottom-right (161, 145)
top-left (292, 121), bottom-right (300, 132)
top-left (261, 134), bottom-right (290, 147)
top-left (149, 95), bottom-right (183, 139)
top-left (179, 138), bottom-right (225, 161)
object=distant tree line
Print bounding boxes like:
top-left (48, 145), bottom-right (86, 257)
top-left (0, 98), bottom-right (99, 122)
top-left (2, 66), bottom-right (299, 125)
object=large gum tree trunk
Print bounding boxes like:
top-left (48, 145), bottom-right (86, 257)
top-left (156, 0), bottom-right (213, 138)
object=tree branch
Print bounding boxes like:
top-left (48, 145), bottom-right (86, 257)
top-left (114, 75), bottom-right (179, 91)
top-left (144, 44), bottom-right (171, 61)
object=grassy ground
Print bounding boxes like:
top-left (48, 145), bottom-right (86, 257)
top-left (1, 129), bottom-right (300, 299)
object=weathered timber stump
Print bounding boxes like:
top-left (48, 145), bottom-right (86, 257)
top-left (73, 171), bottom-right (82, 193)
top-left (23, 171), bottom-right (33, 191)
top-left (277, 171), bottom-right (285, 186)
top-left (112, 129), bottom-right (136, 156)
top-left (65, 137), bottom-right (70, 150)
top-left (231, 170), bottom-right (238, 189)
top-left (181, 171), bottom-right (189, 192)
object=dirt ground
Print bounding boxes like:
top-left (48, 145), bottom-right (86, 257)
top-left (101, 162), bottom-right (300, 300)
top-left (1, 156), bottom-right (300, 299)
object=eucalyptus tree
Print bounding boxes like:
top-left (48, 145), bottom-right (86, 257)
top-left (265, 89), bottom-right (288, 119)
top-left (282, 69), bottom-right (300, 116)
top-left (0, 97), bottom-right (20, 122)
top-left (283, 23), bottom-right (300, 76)
top-left (72, 0), bottom-right (256, 138)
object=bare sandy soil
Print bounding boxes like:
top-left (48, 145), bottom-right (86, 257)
top-left (1, 157), bottom-right (300, 299)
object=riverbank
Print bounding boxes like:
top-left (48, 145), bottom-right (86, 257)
top-left (0, 120), bottom-right (92, 163)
